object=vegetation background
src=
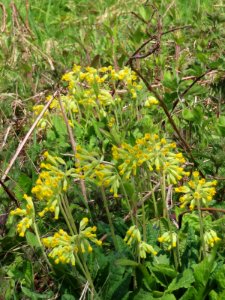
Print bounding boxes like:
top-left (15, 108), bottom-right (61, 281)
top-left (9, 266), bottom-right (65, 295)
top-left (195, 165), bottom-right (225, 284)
top-left (0, 0), bottom-right (225, 299)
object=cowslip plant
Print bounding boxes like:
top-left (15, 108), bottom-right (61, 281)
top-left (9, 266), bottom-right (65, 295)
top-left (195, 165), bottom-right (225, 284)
top-left (8, 64), bottom-right (223, 298)
top-left (124, 225), bottom-right (157, 259)
top-left (42, 217), bottom-right (102, 266)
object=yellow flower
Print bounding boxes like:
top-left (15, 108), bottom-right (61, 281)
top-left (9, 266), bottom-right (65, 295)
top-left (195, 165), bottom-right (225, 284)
top-left (175, 171), bottom-right (217, 210)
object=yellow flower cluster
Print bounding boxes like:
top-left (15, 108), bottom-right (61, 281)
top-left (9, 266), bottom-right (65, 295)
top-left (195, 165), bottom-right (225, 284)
top-left (32, 104), bottom-right (49, 129)
top-left (175, 171), bottom-right (217, 210)
top-left (31, 152), bottom-right (68, 219)
top-left (158, 231), bottom-right (177, 251)
top-left (112, 133), bottom-right (189, 183)
top-left (61, 65), bottom-right (142, 109)
top-left (10, 194), bottom-right (35, 237)
top-left (144, 96), bottom-right (159, 107)
top-left (124, 225), bottom-right (157, 258)
top-left (42, 218), bottom-right (102, 266)
top-left (204, 230), bottom-right (221, 248)
top-left (75, 146), bottom-right (120, 197)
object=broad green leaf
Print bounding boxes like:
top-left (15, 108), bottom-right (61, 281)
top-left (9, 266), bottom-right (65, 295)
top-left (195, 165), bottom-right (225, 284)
top-left (115, 259), bottom-right (139, 267)
top-left (161, 295), bottom-right (176, 300)
top-left (61, 294), bottom-right (76, 300)
top-left (179, 287), bottom-right (198, 300)
top-left (151, 264), bottom-right (178, 278)
top-left (21, 286), bottom-right (53, 299)
top-left (51, 115), bottom-right (67, 136)
top-left (26, 231), bottom-right (40, 249)
top-left (166, 269), bottom-right (195, 293)
top-left (182, 109), bottom-right (195, 121)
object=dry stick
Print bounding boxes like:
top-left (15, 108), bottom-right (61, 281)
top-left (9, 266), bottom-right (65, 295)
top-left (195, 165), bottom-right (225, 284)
top-left (130, 66), bottom-right (200, 169)
top-left (171, 69), bottom-right (212, 113)
top-left (58, 97), bottom-right (88, 204)
top-left (0, 179), bottom-right (20, 207)
top-left (101, 183), bottom-right (160, 242)
top-left (178, 207), bottom-right (225, 229)
top-left (125, 26), bottom-right (192, 65)
top-left (0, 2), bottom-right (6, 32)
top-left (124, 182), bottom-right (161, 221)
top-left (1, 89), bottom-right (59, 182)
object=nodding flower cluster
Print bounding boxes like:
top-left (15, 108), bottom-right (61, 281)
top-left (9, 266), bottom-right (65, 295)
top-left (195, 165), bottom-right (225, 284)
top-left (175, 171), bottom-right (217, 210)
top-left (204, 230), bottom-right (221, 248)
top-left (112, 133), bottom-right (189, 184)
top-left (124, 225), bottom-right (157, 258)
top-left (158, 231), bottom-right (178, 251)
top-left (74, 146), bottom-right (120, 197)
top-left (10, 194), bottom-right (35, 237)
top-left (32, 65), bottom-right (144, 130)
top-left (42, 218), bottom-right (102, 266)
top-left (31, 152), bottom-right (69, 220)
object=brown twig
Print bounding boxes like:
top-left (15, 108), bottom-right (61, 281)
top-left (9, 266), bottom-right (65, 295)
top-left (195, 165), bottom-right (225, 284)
top-left (124, 183), bottom-right (160, 221)
top-left (0, 2), bottom-right (6, 32)
top-left (172, 69), bottom-right (212, 112)
top-left (178, 207), bottom-right (225, 229)
top-left (1, 89), bottom-right (60, 182)
top-left (58, 96), bottom-right (88, 204)
top-left (0, 180), bottom-right (20, 207)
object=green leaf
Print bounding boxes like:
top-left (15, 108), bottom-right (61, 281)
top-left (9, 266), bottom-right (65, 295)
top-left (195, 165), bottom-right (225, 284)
top-left (161, 295), bottom-right (176, 300)
top-left (21, 286), bottom-right (53, 299)
top-left (51, 115), bottom-right (67, 136)
top-left (26, 231), bottom-right (40, 249)
top-left (115, 259), bottom-right (139, 267)
top-left (166, 269), bottom-right (195, 293)
top-left (133, 289), bottom-right (154, 300)
top-left (179, 287), bottom-right (198, 300)
top-left (14, 173), bottom-right (32, 201)
top-left (182, 108), bottom-right (195, 121)
top-left (217, 116), bottom-right (225, 136)
top-left (151, 264), bottom-right (178, 278)
top-left (61, 294), bottom-right (76, 300)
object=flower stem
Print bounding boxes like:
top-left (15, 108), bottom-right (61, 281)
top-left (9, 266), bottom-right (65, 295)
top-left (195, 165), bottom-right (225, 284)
top-left (33, 222), bottom-right (52, 270)
top-left (197, 200), bottom-right (206, 258)
top-left (100, 187), bottom-right (118, 250)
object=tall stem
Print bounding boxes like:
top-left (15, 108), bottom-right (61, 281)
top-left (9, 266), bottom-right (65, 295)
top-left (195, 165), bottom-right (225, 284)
top-left (197, 200), bottom-right (206, 258)
top-left (100, 187), bottom-right (118, 250)
top-left (33, 222), bottom-right (52, 270)
top-left (142, 202), bottom-right (147, 242)
top-left (149, 180), bottom-right (159, 219)
top-left (161, 171), bottom-right (168, 219)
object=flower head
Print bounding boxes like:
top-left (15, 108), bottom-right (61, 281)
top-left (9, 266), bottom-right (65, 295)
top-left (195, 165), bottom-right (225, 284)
top-left (175, 171), bottom-right (217, 210)
top-left (10, 194), bottom-right (35, 237)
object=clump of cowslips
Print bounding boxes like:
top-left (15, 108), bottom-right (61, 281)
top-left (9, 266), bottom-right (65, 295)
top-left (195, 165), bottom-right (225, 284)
top-left (112, 133), bottom-right (189, 184)
top-left (175, 171), bottom-right (217, 210)
top-left (204, 230), bottom-right (221, 248)
top-left (42, 218), bottom-right (102, 266)
top-left (158, 231), bottom-right (178, 251)
top-left (124, 225), bottom-right (157, 258)
top-left (31, 152), bottom-right (70, 219)
top-left (10, 194), bottom-right (35, 237)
